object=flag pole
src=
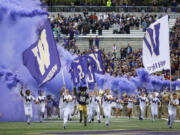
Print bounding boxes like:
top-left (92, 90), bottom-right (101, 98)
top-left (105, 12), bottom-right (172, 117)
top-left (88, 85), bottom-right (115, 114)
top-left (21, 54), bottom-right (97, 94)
top-left (86, 76), bottom-right (89, 92)
top-left (169, 67), bottom-right (172, 92)
top-left (61, 70), bottom-right (65, 88)
top-left (169, 22), bottom-right (172, 92)
top-left (71, 78), bottom-right (74, 91)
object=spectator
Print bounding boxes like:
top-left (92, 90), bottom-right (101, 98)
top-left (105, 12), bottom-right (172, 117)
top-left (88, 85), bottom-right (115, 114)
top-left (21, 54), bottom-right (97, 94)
top-left (124, 21), bottom-right (130, 34)
top-left (91, 23), bottom-right (97, 34)
top-left (104, 20), bottom-right (110, 30)
top-left (113, 21), bottom-right (119, 34)
top-left (134, 17), bottom-right (140, 29)
top-left (119, 21), bottom-right (125, 34)
top-left (107, 0), bottom-right (111, 7)
top-left (171, 0), bottom-right (177, 12)
top-left (152, 0), bottom-right (158, 12)
top-left (70, 38), bottom-right (76, 49)
top-left (64, 37), bottom-right (70, 49)
top-left (95, 36), bottom-right (100, 49)
top-left (142, 19), bottom-right (147, 32)
top-left (92, 13), bottom-right (98, 23)
top-left (98, 25), bottom-right (103, 35)
top-left (89, 36), bottom-right (93, 50)
top-left (75, 28), bottom-right (80, 41)
top-left (57, 25), bottom-right (61, 42)
top-left (127, 43), bottom-right (132, 54)
top-left (69, 27), bottom-right (74, 40)
top-left (112, 44), bottom-right (117, 59)
top-left (53, 24), bottom-right (58, 42)
top-left (83, 9), bottom-right (88, 16)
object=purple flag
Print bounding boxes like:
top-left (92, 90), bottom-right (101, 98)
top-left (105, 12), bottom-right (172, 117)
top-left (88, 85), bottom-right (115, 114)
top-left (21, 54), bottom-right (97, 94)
top-left (70, 51), bottom-right (103, 87)
top-left (87, 50), bottom-right (104, 74)
top-left (23, 19), bottom-right (61, 86)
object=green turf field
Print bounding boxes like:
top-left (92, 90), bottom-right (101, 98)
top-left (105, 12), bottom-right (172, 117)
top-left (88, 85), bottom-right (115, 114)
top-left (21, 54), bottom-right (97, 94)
top-left (0, 118), bottom-right (180, 135)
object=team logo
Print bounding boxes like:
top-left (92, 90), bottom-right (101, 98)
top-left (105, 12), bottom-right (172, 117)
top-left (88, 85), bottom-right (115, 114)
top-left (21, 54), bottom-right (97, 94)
top-left (144, 23), bottom-right (160, 56)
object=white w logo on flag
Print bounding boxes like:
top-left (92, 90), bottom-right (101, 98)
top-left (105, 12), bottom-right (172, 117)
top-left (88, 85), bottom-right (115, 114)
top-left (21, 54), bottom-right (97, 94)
top-left (32, 29), bottom-right (50, 75)
top-left (144, 23), bottom-right (160, 56)
top-left (142, 15), bottom-right (170, 74)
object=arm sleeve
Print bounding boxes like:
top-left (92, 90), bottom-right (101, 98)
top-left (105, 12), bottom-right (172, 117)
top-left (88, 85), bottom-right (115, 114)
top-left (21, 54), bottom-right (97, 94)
top-left (175, 100), bottom-right (179, 105)
top-left (31, 96), bottom-right (36, 101)
top-left (20, 90), bottom-right (24, 97)
top-left (74, 87), bottom-right (77, 96)
top-left (36, 97), bottom-right (39, 102)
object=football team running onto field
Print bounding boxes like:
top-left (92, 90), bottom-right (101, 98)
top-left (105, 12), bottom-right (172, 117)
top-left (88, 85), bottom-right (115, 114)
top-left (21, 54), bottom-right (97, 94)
top-left (20, 84), bottom-right (179, 129)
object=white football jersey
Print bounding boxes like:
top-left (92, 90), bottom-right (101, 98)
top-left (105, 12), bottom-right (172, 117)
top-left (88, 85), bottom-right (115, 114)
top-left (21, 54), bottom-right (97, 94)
top-left (127, 99), bottom-right (133, 109)
top-left (150, 97), bottom-right (160, 108)
top-left (104, 94), bottom-right (113, 106)
top-left (63, 94), bottom-right (72, 108)
top-left (168, 98), bottom-right (179, 113)
top-left (139, 96), bottom-right (148, 107)
top-left (37, 96), bottom-right (46, 107)
top-left (116, 99), bottom-right (123, 109)
top-left (23, 95), bottom-right (35, 108)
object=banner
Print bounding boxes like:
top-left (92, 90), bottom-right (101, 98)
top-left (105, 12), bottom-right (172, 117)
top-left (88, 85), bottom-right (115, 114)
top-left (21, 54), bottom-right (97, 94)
top-left (23, 19), bottom-right (61, 86)
top-left (84, 56), bottom-right (96, 85)
top-left (143, 15), bottom-right (170, 74)
top-left (70, 57), bottom-right (84, 86)
top-left (70, 50), bottom-right (103, 86)
top-left (87, 51), bottom-right (104, 74)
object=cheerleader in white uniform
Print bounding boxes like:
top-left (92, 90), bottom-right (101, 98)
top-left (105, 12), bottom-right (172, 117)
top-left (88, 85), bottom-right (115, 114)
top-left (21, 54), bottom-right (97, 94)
top-left (20, 85), bottom-right (36, 125)
top-left (103, 89), bottom-right (113, 126)
top-left (149, 92), bottom-right (161, 122)
top-left (126, 96), bottom-right (136, 119)
top-left (37, 90), bottom-right (46, 122)
top-left (88, 89), bottom-right (101, 123)
top-left (59, 84), bottom-right (66, 119)
top-left (167, 93), bottom-right (179, 128)
top-left (115, 96), bottom-right (124, 119)
top-left (69, 92), bottom-right (75, 121)
top-left (92, 89), bottom-right (101, 123)
top-left (138, 92), bottom-right (149, 120)
top-left (62, 88), bottom-right (73, 129)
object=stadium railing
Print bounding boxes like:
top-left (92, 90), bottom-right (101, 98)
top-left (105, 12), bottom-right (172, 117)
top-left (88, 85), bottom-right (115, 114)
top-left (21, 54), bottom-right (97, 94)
top-left (43, 6), bottom-right (180, 13)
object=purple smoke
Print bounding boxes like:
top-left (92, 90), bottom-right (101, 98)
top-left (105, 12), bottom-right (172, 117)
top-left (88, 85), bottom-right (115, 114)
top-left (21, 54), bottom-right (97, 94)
top-left (0, 0), bottom-right (49, 122)
top-left (0, 0), bottom-right (180, 122)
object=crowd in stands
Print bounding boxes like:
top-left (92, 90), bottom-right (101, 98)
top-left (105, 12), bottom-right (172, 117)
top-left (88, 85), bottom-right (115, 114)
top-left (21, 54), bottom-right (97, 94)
top-left (98, 18), bottom-right (179, 81)
top-left (50, 15), bottom-right (179, 81)
top-left (44, 17), bottom-right (180, 120)
top-left (51, 12), bottom-right (164, 43)
top-left (46, 0), bottom-right (178, 7)
top-left (39, 3), bottom-right (180, 118)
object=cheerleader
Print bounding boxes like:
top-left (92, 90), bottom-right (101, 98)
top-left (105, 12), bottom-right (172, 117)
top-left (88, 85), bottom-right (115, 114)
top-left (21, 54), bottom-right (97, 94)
top-left (167, 93), bottom-right (179, 128)
top-left (88, 88), bottom-right (101, 123)
top-left (62, 88), bottom-right (73, 129)
top-left (102, 89), bottom-right (113, 126)
top-left (36, 90), bottom-right (46, 122)
top-left (115, 96), bottom-right (124, 119)
top-left (126, 96), bottom-right (136, 119)
top-left (93, 89), bottom-right (101, 123)
top-left (20, 85), bottom-right (36, 125)
top-left (149, 92), bottom-right (161, 122)
top-left (87, 91), bottom-right (93, 123)
top-left (59, 84), bottom-right (65, 119)
top-left (138, 92), bottom-right (149, 120)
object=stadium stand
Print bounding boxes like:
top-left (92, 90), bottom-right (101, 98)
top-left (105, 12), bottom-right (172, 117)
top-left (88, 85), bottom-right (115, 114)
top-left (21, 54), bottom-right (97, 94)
top-left (41, 1), bottom-right (180, 121)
